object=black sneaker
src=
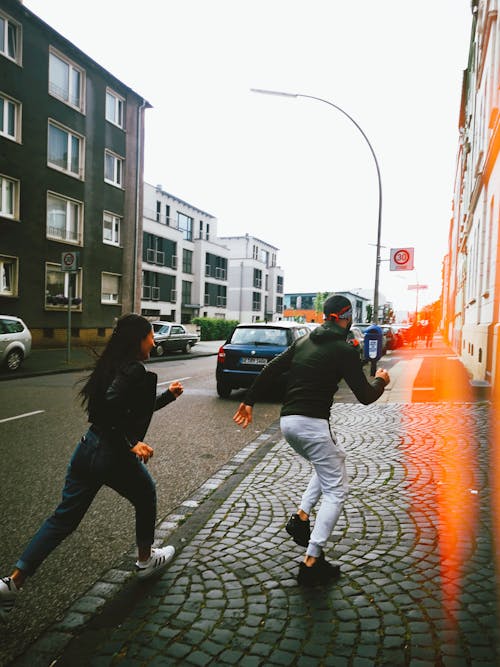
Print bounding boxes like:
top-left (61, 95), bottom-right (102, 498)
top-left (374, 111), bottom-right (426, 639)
top-left (285, 513), bottom-right (311, 547)
top-left (297, 556), bottom-right (341, 587)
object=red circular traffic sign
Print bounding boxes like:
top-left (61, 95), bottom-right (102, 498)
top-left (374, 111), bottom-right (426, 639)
top-left (394, 249), bottom-right (410, 265)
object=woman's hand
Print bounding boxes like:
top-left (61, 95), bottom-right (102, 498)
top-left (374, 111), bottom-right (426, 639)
top-left (169, 381), bottom-right (184, 398)
top-left (233, 403), bottom-right (253, 429)
top-left (131, 441), bottom-right (154, 463)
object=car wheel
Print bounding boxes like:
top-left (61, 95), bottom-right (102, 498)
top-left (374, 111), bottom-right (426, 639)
top-left (155, 343), bottom-right (165, 356)
top-left (216, 381), bottom-right (232, 398)
top-left (183, 342), bottom-right (192, 354)
top-left (5, 349), bottom-right (23, 371)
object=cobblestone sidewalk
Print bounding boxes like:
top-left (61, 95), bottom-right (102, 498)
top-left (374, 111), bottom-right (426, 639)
top-left (15, 402), bottom-right (499, 666)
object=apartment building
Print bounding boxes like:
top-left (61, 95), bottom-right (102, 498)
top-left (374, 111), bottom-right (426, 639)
top-left (442, 0), bottom-right (499, 387)
top-left (0, 0), bottom-right (150, 346)
top-left (218, 235), bottom-right (284, 323)
top-left (141, 183), bottom-right (229, 323)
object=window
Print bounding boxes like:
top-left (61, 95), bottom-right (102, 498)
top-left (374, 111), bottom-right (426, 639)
top-left (47, 193), bottom-right (82, 244)
top-left (105, 89), bottom-right (124, 128)
top-left (49, 50), bottom-right (84, 111)
top-left (252, 292), bottom-right (262, 311)
top-left (165, 204), bottom-right (170, 225)
top-left (253, 268), bottom-right (262, 288)
top-left (103, 212), bottom-right (121, 246)
top-left (0, 255), bottom-right (18, 296)
top-left (277, 275), bottom-right (284, 293)
top-left (206, 223), bottom-right (210, 241)
top-left (0, 92), bottom-right (20, 141)
top-left (104, 150), bottom-right (123, 187)
top-left (45, 263), bottom-right (82, 309)
top-left (276, 296), bottom-right (283, 313)
top-left (177, 212), bottom-right (193, 241)
top-left (204, 282), bottom-right (226, 307)
top-left (199, 220), bottom-right (203, 239)
top-left (252, 244), bottom-right (258, 260)
top-left (0, 12), bottom-right (20, 63)
top-left (183, 248), bottom-right (193, 273)
top-left (182, 280), bottom-right (192, 305)
top-left (156, 200), bottom-right (161, 222)
top-left (101, 272), bottom-right (121, 304)
top-left (48, 121), bottom-right (84, 178)
top-left (0, 174), bottom-right (19, 219)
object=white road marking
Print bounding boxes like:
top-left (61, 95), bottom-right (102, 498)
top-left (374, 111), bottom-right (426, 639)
top-left (0, 410), bottom-right (45, 424)
top-left (157, 376), bottom-right (192, 387)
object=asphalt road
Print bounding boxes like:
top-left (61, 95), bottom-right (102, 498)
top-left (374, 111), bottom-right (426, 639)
top-left (0, 355), bottom-right (283, 665)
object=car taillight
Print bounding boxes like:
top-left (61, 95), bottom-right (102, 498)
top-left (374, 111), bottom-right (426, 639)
top-left (217, 346), bottom-right (226, 363)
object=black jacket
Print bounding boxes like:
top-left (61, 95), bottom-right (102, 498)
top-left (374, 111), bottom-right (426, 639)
top-left (245, 321), bottom-right (386, 420)
top-left (88, 360), bottom-right (176, 449)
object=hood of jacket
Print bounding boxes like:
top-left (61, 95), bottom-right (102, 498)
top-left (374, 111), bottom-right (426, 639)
top-left (309, 321), bottom-right (348, 343)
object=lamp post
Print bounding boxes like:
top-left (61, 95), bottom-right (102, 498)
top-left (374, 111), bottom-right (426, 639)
top-left (250, 88), bottom-right (383, 323)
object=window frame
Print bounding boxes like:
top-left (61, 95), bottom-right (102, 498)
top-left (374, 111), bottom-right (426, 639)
top-left (104, 149), bottom-right (124, 188)
top-left (46, 191), bottom-right (83, 245)
top-left (0, 173), bottom-right (20, 220)
top-left (48, 47), bottom-right (85, 113)
top-left (47, 119), bottom-right (85, 180)
top-left (101, 271), bottom-right (122, 305)
top-left (0, 91), bottom-right (21, 142)
top-left (0, 11), bottom-right (21, 65)
top-left (102, 211), bottom-right (121, 247)
top-left (45, 262), bottom-right (83, 311)
top-left (0, 254), bottom-right (18, 297)
top-left (105, 88), bottom-right (125, 129)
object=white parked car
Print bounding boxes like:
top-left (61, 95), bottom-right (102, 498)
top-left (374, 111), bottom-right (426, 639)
top-left (0, 315), bottom-right (32, 371)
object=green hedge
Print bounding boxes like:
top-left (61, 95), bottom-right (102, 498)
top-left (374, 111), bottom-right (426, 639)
top-left (192, 317), bottom-right (239, 341)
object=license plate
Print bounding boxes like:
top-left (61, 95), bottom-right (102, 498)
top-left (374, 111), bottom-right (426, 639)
top-left (241, 357), bottom-right (268, 366)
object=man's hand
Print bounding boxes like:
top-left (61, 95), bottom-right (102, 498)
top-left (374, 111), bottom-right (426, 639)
top-left (131, 441), bottom-right (154, 463)
top-left (169, 381), bottom-right (184, 398)
top-left (233, 403), bottom-right (253, 429)
top-left (375, 368), bottom-right (390, 386)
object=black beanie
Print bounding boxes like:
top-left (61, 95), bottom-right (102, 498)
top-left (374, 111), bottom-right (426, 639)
top-left (323, 294), bottom-right (352, 317)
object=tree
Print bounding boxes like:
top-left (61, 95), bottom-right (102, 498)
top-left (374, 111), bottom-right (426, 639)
top-left (313, 291), bottom-right (329, 313)
top-left (365, 304), bottom-right (373, 323)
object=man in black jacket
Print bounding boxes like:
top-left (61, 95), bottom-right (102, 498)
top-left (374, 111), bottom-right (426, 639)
top-left (233, 294), bottom-right (390, 586)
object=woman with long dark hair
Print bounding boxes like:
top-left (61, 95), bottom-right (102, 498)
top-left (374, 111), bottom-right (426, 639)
top-left (0, 314), bottom-right (183, 621)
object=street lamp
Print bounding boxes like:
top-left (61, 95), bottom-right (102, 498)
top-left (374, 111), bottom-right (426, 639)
top-left (250, 88), bottom-right (383, 323)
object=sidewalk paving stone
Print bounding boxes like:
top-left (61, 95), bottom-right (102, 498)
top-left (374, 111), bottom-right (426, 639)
top-left (10, 401), bottom-right (500, 666)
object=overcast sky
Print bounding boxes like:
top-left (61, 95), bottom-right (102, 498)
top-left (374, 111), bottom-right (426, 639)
top-left (25, 0), bottom-right (472, 314)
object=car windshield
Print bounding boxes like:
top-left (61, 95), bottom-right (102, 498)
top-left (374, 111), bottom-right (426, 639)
top-left (230, 327), bottom-right (289, 346)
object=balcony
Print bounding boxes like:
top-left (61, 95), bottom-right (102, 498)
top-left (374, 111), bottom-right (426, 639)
top-left (216, 296), bottom-right (227, 307)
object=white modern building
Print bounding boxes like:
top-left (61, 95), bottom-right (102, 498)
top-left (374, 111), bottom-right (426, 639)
top-left (219, 234), bottom-right (285, 323)
top-left (442, 0), bottom-right (499, 388)
top-left (141, 183), bottom-right (229, 322)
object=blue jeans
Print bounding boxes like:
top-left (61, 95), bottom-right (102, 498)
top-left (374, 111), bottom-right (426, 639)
top-left (16, 428), bottom-right (157, 576)
top-left (280, 415), bottom-right (349, 558)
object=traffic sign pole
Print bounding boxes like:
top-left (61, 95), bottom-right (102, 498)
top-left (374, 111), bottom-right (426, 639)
top-left (67, 278), bottom-right (72, 363)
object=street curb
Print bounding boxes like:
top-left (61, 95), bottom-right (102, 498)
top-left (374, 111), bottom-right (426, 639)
top-left (12, 420), bottom-right (283, 667)
top-left (0, 350), bottom-right (219, 382)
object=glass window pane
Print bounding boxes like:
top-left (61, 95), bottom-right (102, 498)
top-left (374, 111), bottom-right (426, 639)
top-left (0, 18), bottom-right (5, 54)
top-left (105, 153), bottom-right (114, 181)
top-left (4, 179), bottom-right (13, 214)
top-left (0, 98), bottom-right (3, 132)
top-left (48, 124), bottom-right (68, 169)
top-left (46, 267), bottom-right (65, 303)
top-left (7, 21), bottom-right (16, 59)
top-left (105, 92), bottom-right (115, 122)
top-left (70, 135), bottom-right (80, 174)
top-left (49, 54), bottom-right (69, 100)
top-left (1, 261), bottom-right (12, 292)
top-left (47, 195), bottom-right (66, 237)
top-left (70, 67), bottom-right (80, 107)
top-left (68, 202), bottom-right (78, 240)
top-left (7, 100), bottom-right (15, 136)
top-left (117, 99), bottom-right (123, 126)
top-left (103, 216), bottom-right (112, 241)
top-left (116, 158), bottom-right (122, 184)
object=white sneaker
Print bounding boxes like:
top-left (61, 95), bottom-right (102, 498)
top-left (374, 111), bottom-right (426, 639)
top-left (135, 546), bottom-right (175, 580)
top-left (0, 577), bottom-right (18, 623)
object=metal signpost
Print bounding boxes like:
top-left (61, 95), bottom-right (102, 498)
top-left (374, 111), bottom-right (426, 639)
top-left (408, 283), bottom-right (428, 322)
top-left (61, 251), bottom-right (79, 363)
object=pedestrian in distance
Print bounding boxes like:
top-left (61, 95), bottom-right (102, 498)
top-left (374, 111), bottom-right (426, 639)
top-left (0, 313), bottom-right (183, 622)
top-left (233, 294), bottom-right (390, 587)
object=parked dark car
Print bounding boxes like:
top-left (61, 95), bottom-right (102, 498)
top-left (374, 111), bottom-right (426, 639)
top-left (152, 322), bottom-right (199, 356)
top-left (216, 322), bottom-right (309, 397)
top-left (380, 324), bottom-right (403, 350)
top-left (347, 326), bottom-right (368, 364)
